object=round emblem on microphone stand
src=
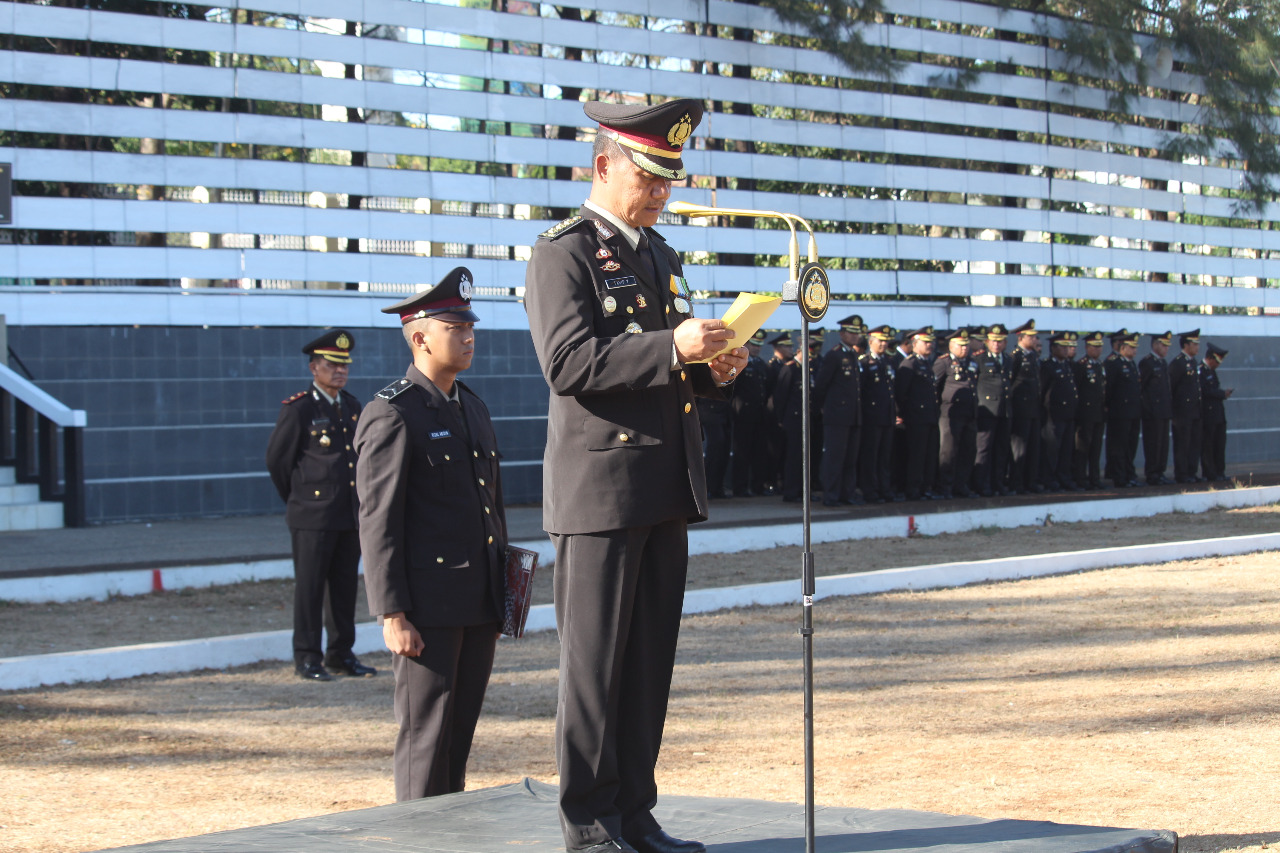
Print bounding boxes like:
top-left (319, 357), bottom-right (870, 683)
top-left (798, 262), bottom-right (830, 323)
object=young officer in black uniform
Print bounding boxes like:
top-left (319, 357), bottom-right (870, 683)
top-left (893, 327), bottom-right (939, 500)
top-left (1007, 320), bottom-right (1043, 494)
top-left (1199, 343), bottom-right (1232, 482)
top-left (857, 324), bottom-right (897, 503)
top-left (1140, 331), bottom-right (1174, 485)
top-left (265, 330), bottom-right (376, 682)
top-left (1039, 331), bottom-right (1080, 491)
top-left (1072, 331), bottom-right (1107, 489)
top-left (1104, 330), bottom-right (1142, 488)
top-left (524, 99), bottom-right (747, 853)
top-left (355, 268), bottom-right (507, 801)
top-left (933, 328), bottom-right (977, 498)
top-left (1169, 329), bottom-right (1203, 483)
top-left (972, 322), bottom-right (1012, 497)
top-left (813, 315), bottom-right (862, 506)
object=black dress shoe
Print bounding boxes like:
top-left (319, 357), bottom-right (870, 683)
top-left (821, 499), bottom-right (842, 507)
top-left (324, 655), bottom-right (377, 677)
top-left (631, 830), bottom-right (706, 853)
top-left (296, 662), bottom-right (333, 682)
top-left (574, 839), bottom-right (638, 853)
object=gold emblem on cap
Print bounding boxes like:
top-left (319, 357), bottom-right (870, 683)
top-left (336, 333), bottom-right (350, 349)
top-left (668, 113), bottom-right (693, 149)
top-left (319, 434), bottom-right (331, 447)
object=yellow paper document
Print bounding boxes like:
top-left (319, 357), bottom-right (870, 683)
top-left (688, 292), bottom-right (784, 363)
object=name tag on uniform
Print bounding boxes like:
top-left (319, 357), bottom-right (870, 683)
top-left (605, 276), bottom-right (638, 289)
top-left (430, 430), bottom-right (451, 440)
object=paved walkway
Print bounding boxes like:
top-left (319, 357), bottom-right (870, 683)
top-left (3, 461), bottom-right (1278, 580)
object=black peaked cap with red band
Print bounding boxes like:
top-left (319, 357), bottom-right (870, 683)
top-left (585, 99), bottom-right (704, 181)
top-left (382, 266), bottom-right (480, 324)
top-left (303, 329), bottom-right (354, 364)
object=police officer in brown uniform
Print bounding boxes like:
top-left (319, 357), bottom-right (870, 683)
top-left (523, 99), bottom-right (747, 853)
top-left (265, 330), bottom-right (376, 682)
top-left (355, 268), bottom-right (507, 801)
top-left (1072, 331), bottom-right (1107, 489)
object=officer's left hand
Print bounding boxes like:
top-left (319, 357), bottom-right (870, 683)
top-left (709, 346), bottom-right (749, 386)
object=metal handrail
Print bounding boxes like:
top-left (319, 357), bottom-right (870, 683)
top-left (0, 361), bottom-right (88, 527)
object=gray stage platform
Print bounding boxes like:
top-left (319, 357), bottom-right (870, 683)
top-left (101, 779), bottom-right (1176, 853)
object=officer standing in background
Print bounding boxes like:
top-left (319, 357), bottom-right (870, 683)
top-left (934, 328), bottom-right (977, 499)
top-left (807, 329), bottom-right (826, 487)
top-left (1039, 331), bottom-right (1080, 491)
top-left (773, 333), bottom-right (807, 502)
top-left (1140, 331), bottom-right (1174, 486)
top-left (857, 324), bottom-right (897, 503)
top-left (813, 316), bottom-right (862, 506)
top-left (729, 330), bottom-right (769, 497)
top-left (894, 326), bottom-right (939, 501)
top-left (697, 395), bottom-right (732, 499)
top-left (524, 98), bottom-right (746, 853)
top-left (265, 330), bottom-right (376, 683)
top-left (1008, 320), bottom-right (1043, 494)
top-left (1199, 343), bottom-right (1232, 482)
top-left (356, 268), bottom-right (506, 801)
top-left (1104, 330), bottom-right (1142, 488)
top-left (972, 322), bottom-right (1012, 497)
top-left (1169, 329), bottom-right (1203, 483)
top-left (763, 332), bottom-right (792, 496)
top-left (1072, 331), bottom-right (1107, 490)
top-left (888, 328), bottom-right (911, 497)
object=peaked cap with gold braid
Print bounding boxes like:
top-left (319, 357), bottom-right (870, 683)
top-left (585, 99), bottom-right (704, 181)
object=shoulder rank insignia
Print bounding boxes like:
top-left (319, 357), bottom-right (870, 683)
top-left (540, 215), bottom-right (585, 240)
top-left (375, 378), bottom-right (414, 401)
top-left (282, 391), bottom-right (307, 405)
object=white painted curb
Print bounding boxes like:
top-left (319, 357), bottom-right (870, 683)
top-left (3, 486), bottom-right (1275, 605)
top-left (2, 532), bottom-right (1277, 692)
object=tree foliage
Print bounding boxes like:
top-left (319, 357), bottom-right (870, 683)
top-left (758, 0), bottom-right (1280, 212)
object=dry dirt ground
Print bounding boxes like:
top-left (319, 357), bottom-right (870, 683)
top-left (1, 519), bottom-right (1279, 852)
top-left (2, 504), bottom-right (1278, 657)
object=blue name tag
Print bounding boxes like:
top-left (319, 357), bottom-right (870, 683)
top-left (605, 276), bottom-right (638, 289)
top-left (430, 430), bottom-right (451, 440)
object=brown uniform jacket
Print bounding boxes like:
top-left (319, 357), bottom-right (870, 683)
top-left (354, 367), bottom-right (506, 627)
top-left (524, 207), bottom-right (723, 535)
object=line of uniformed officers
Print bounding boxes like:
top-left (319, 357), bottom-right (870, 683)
top-left (707, 319), bottom-right (1233, 506)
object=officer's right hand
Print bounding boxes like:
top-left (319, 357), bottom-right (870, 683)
top-left (674, 318), bottom-right (734, 363)
top-left (382, 613), bottom-right (425, 657)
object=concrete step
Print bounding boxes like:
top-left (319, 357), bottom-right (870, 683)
top-left (0, 469), bottom-right (65, 531)
top-left (0, 500), bottom-right (64, 532)
top-left (0, 482), bottom-right (41, 505)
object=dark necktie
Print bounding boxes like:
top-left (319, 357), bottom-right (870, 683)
top-left (636, 231), bottom-right (656, 284)
top-left (451, 399), bottom-right (471, 444)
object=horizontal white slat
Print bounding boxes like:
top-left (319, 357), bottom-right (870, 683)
top-left (6, 2), bottom-right (1221, 133)
top-left (3, 242), bottom-right (1275, 309)
top-left (4, 94), bottom-right (1256, 207)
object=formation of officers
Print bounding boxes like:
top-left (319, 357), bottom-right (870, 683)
top-left (712, 319), bottom-right (1233, 506)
